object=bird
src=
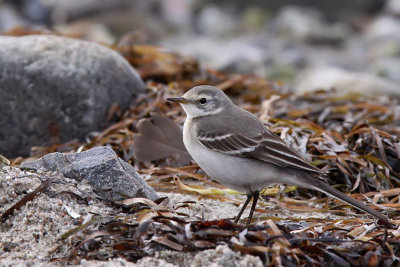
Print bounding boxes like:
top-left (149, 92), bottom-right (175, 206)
top-left (167, 85), bottom-right (393, 227)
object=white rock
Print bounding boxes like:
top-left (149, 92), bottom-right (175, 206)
top-left (367, 57), bottom-right (400, 82)
top-left (385, 0), bottom-right (400, 16)
top-left (295, 66), bottom-right (400, 97)
top-left (365, 15), bottom-right (400, 41)
top-left (197, 5), bottom-right (237, 36)
top-left (275, 6), bottom-right (348, 42)
top-left (163, 35), bottom-right (268, 76)
top-left (275, 6), bottom-right (323, 40)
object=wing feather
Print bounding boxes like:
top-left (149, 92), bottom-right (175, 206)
top-left (197, 129), bottom-right (322, 174)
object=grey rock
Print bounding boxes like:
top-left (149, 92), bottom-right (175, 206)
top-left (0, 35), bottom-right (144, 157)
top-left (19, 0), bottom-right (51, 24)
top-left (10, 0), bottom-right (151, 24)
top-left (197, 5), bottom-right (238, 37)
top-left (201, 0), bottom-right (385, 22)
top-left (0, 4), bottom-right (27, 31)
top-left (35, 0), bottom-right (157, 25)
top-left (163, 36), bottom-right (269, 77)
top-left (21, 146), bottom-right (158, 202)
top-left (385, 0), bottom-right (400, 16)
top-left (275, 6), bottom-right (349, 44)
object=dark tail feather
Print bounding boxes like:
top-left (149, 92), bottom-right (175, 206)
top-left (306, 176), bottom-right (395, 229)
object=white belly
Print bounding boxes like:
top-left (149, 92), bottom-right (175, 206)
top-left (183, 118), bottom-right (288, 193)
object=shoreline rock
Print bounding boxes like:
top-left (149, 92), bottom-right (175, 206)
top-left (21, 146), bottom-right (158, 202)
top-left (0, 34), bottom-right (145, 158)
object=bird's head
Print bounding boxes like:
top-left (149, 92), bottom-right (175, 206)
top-left (167, 85), bottom-right (233, 118)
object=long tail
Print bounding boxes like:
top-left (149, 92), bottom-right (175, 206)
top-left (304, 175), bottom-right (395, 229)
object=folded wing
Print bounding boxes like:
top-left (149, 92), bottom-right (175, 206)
top-left (196, 129), bottom-right (323, 175)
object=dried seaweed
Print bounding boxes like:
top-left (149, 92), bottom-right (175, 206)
top-left (59, 197), bottom-right (400, 266)
top-left (114, 43), bottom-right (200, 83)
top-left (48, 74), bottom-right (399, 264)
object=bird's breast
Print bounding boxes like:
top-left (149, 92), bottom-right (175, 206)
top-left (183, 118), bottom-right (285, 192)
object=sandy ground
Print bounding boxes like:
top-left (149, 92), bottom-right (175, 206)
top-left (0, 166), bottom-right (265, 266)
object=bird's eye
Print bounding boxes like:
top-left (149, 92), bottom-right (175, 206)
top-left (198, 98), bottom-right (207, 105)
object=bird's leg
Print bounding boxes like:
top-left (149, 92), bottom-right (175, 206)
top-left (246, 191), bottom-right (260, 225)
top-left (234, 193), bottom-right (253, 224)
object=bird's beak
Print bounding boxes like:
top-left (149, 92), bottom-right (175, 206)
top-left (167, 97), bottom-right (190, 104)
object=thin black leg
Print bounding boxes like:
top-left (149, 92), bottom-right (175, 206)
top-left (246, 191), bottom-right (260, 225)
top-left (234, 193), bottom-right (253, 224)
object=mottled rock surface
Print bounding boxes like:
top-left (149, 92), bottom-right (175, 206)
top-left (21, 146), bottom-right (158, 202)
top-left (0, 35), bottom-right (144, 157)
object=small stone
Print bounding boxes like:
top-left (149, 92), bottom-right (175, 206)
top-left (21, 146), bottom-right (158, 202)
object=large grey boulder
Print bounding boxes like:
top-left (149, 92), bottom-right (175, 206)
top-left (21, 146), bottom-right (158, 202)
top-left (0, 35), bottom-right (144, 157)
